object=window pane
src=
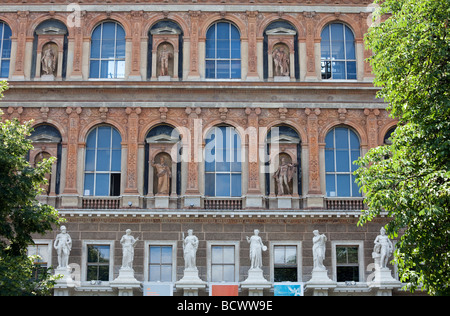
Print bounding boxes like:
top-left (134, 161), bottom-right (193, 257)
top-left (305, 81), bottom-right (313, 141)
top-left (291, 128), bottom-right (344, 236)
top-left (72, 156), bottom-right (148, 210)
top-left (321, 40), bottom-right (331, 60)
top-left (205, 60), bottom-right (216, 78)
top-left (337, 174), bottom-right (350, 197)
top-left (0, 61), bottom-right (9, 78)
top-left (101, 22), bottom-right (116, 40)
top-left (216, 174), bottom-right (230, 196)
top-left (149, 265), bottom-right (161, 281)
top-left (335, 128), bottom-right (349, 149)
top-left (331, 40), bottom-right (345, 60)
top-left (85, 149), bottom-right (96, 171)
top-left (352, 175), bottom-right (361, 197)
top-left (349, 130), bottom-right (359, 149)
top-left (274, 247), bottom-right (285, 264)
top-left (332, 61), bottom-right (346, 79)
top-left (116, 60), bottom-right (125, 78)
top-left (216, 22), bottom-right (230, 40)
top-left (205, 173), bottom-right (215, 196)
top-left (161, 246), bottom-right (172, 264)
top-left (326, 174), bottom-right (336, 197)
top-left (336, 150), bottom-right (350, 172)
top-left (95, 174), bottom-right (109, 196)
top-left (211, 265), bottom-right (222, 282)
top-left (231, 40), bottom-right (240, 59)
top-left (216, 60), bottom-right (230, 79)
top-left (231, 174), bottom-right (241, 197)
top-left (84, 173), bottom-right (94, 196)
top-left (223, 246), bottom-right (235, 264)
top-left (346, 61), bottom-right (357, 80)
top-left (96, 149), bottom-right (111, 171)
top-left (230, 60), bottom-right (241, 78)
top-left (325, 149), bottom-right (335, 172)
top-left (330, 24), bottom-right (344, 42)
top-left (161, 265), bottom-right (172, 282)
top-left (150, 246), bottom-right (161, 264)
top-left (217, 39), bottom-right (230, 59)
top-left (89, 60), bottom-right (100, 78)
top-left (337, 266), bottom-right (359, 282)
top-left (87, 266), bottom-right (98, 281)
top-left (101, 39), bottom-right (115, 58)
top-left (345, 40), bottom-right (355, 60)
top-left (285, 246), bottom-right (297, 264)
top-left (351, 150), bottom-right (360, 172)
top-left (211, 246), bottom-right (223, 264)
top-left (321, 25), bottom-right (330, 41)
top-left (223, 265), bottom-right (235, 282)
top-left (97, 126), bottom-right (111, 148)
top-left (111, 149), bottom-right (121, 172)
top-left (325, 130), bottom-right (334, 148)
top-left (97, 246), bottom-right (110, 263)
top-left (91, 39), bottom-right (101, 58)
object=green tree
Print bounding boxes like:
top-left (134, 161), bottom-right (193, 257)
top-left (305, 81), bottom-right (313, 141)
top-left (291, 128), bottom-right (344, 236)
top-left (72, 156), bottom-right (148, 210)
top-left (0, 80), bottom-right (63, 295)
top-left (355, 0), bottom-right (449, 295)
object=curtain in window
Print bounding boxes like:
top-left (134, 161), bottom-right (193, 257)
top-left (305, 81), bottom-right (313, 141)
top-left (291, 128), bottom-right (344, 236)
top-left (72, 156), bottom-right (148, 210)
top-left (0, 22), bottom-right (12, 78)
top-left (205, 22), bottom-right (241, 79)
top-left (205, 126), bottom-right (242, 197)
top-left (321, 23), bottom-right (356, 80)
top-left (325, 127), bottom-right (361, 197)
top-left (89, 21), bottom-right (126, 79)
top-left (84, 126), bottom-right (122, 196)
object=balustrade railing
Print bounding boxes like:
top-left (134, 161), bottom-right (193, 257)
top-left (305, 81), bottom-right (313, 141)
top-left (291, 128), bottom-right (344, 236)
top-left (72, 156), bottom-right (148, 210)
top-left (204, 198), bottom-right (243, 210)
top-left (325, 198), bottom-right (366, 211)
top-left (82, 197), bottom-right (121, 209)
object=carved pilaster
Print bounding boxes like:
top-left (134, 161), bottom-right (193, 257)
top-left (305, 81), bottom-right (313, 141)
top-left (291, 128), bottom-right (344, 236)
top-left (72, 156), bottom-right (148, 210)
top-left (62, 107), bottom-right (82, 196)
top-left (305, 108), bottom-right (322, 196)
top-left (124, 107), bottom-right (141, 196)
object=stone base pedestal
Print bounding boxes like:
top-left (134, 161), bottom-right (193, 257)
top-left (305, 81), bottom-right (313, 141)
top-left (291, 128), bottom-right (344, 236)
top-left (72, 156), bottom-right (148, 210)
top-left (158, 76), bottom-right (171, 81)
top-left (240, 268), bottom-right (272, 296)
top-left (41, 74), bottom-right (55, 81)
top-left (175, 269), bottom-right (207, 296)
top-left (368, 268), bottom-right (402, 296)
top-left (277, 196), bottom-right (292, 209)
top-left (306, 269), bottom-right (336, 296)
top-left (54, 267), bottom-right (75, 296)
top-left (184, 195), bottom-right (202, 208)
top-left (244, 195), bottom-right (264, 209)
top-left (110, 268), bottom-right (141, 296)
top-left (155, 195), bottom-right (169, 208)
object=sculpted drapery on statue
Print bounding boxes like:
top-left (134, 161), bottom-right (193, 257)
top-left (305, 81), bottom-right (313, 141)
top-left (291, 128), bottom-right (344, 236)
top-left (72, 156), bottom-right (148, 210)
top-left (120, 229), bottom-right (139, 270)
top-left (373, 227), bottom-right (394, 270)
top-left (41, 47), bottom-right (56, 76)
top-left (182, 229), bottom-right (199, 271)
top-left (246, 229), bottom-right (268, 270)
top-left (312, 230), bottom-right (327, 271)
top-left (273, 46), bottom-right (290, 77)
top-left (152, 155), bottom-right (172, 195)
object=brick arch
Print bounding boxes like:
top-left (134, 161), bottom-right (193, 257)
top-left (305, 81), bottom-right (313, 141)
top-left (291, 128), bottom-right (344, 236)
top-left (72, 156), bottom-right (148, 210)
top-left (141, 15), bottom-right (189, 38)
top-left (0, 17), bottom-right (18, 38)
top-left (378, 120), bottom-right (398, 146)
top-left (27, 14), bottom-right (70, 37)
top-left (257, 15), bottom-right (306, 39)
top-left (319, 120), bottom-right (368, 148)
top-left (84, 14), bottom-right (132, 38)
top-left (199, 15), bottom-right (248, 40)
top-left (314, 15), bottom-right (363, 40)
top-left (78, 119), bottom-right (126, 144)
top-left (31, 119), bottom-right (68, 144)
top-left (139, 119), bottom-right (189, 147)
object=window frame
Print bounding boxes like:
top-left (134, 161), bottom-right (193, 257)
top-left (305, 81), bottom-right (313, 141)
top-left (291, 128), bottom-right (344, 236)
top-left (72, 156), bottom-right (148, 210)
top-left (320, 23), bottom-right (357, 80)
top-left (204, 125), bottom-right (242, 197)
top-left (325, 126), bottom-right (361, 197)
top-left (27, 240), bottom-right (53, 281)
top-left (269, 241), bottom-right (302, 283)
top-left (81, 240), bottom-right (115, 283)
top-left (205, 21), bottom-right (241, 79)
top-left (143, 241), bottom-right (177, 283)
top-left (89, 21), bottom-right (126, 79)
top-left (331, 240), bottom-right (364, 283)
top-left (83, 125), bottom-right (122, 197)
top-left (207, 241), bottom-right (240, 283)
top-left (0, 21), bottom-right (12, 78)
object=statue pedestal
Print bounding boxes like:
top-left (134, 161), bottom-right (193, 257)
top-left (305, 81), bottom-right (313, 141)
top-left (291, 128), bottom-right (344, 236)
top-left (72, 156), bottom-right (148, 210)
top-left (175, 269), bottom-right (207, 296)
top-left (306, 269), bottom-right (336, 296)
top-left (155, 195), bottom-right (170, 208)
top-left (41, 74), bottom-right (55, 81)
top-left (240, 268), bottom-right (272, 296)
top-left (110, 267), bottom-right (141, 296)
top-left (274, 76), bottom-right (290, 82)
top-left (53, 267), bottom-right (74, 296)
top-left (158, 76), bottom-right (171, 81)
top-left (277, 196), bottom-right (292, 209)
top-left (368, 268), bottom-right (402, 296)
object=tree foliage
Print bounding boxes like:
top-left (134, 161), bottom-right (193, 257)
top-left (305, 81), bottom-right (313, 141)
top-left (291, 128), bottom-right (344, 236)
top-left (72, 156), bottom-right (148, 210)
top-left (0, 80), bottom-right (63, 295)
top-left (355, 0), bottom-right (449, 295)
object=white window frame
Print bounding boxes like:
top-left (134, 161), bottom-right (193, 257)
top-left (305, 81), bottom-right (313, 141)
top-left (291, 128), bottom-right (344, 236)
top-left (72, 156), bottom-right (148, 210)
top-left (269, 241), bottom-right (302, 283)
top-left (27, 239), bottom-right (53, 270)
top-left (331, 240), bottom-right (364, 283)
top-left (81, 240), bottom-right (115, 283)
top-left (206, 240), bottom-right (240, 283)
top-left (143, 240), bottom-right (177, 283)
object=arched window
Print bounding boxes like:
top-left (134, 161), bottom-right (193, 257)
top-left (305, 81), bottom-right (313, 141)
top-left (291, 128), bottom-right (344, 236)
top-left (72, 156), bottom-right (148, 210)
top-left (0, 22), bottom-right (12, 78)
top-left (205, 21), bottom-right (241, 79)
top-left (84, 126), bottom-right (122, 196)
top-left (89, 21), bottom-right (126, 79)
top-left (321, 23), bottom-right (356, 80)
top-left (205, 126), bottom-right (242, 197)
top-left (325, 127), bottom-right (361, 197)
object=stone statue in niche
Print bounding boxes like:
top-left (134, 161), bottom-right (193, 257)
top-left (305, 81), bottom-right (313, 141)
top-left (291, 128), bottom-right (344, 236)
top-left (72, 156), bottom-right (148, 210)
top-left (182, 229), bottom-right (199, 271)
top-left (152, 154), bottom-right (172, 195)
top-left (312, 230), bottom-right (327, 271)
top-left (120, 229), bottom-right (139, 270)
top-left (41, 45), bottom-right (57, 76)
top-left (273, 156), bottom-right (297, 195)
top-left (373, 227), bottom-right (394, 270)
top-left (54, 225), bottom-right (72, 269)
top-left (273, 45), bottom-right (290, 77)
top-left (158, 44), bottom-right (173, 77)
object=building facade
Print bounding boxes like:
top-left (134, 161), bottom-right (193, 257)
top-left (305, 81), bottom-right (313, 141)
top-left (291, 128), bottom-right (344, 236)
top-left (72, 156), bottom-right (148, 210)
top-left (0, 0), bottom-right (405, 296)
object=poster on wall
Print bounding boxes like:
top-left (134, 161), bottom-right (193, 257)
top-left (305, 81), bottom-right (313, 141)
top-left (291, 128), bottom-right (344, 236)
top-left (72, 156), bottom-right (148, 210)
top-left (143, 282), bottom-right (173, 296)
top-left (209, 283), bottom-right (239, 296)
top-left (273, 282), bottom-right (304, 296)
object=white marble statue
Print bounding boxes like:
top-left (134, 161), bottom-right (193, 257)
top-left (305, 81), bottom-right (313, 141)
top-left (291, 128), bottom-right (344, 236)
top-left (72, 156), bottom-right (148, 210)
top-left (246, 229), bottom-right (267, 270)
top-left (373, 227), bottom-right (393, 270)
top-left (120, 229), bottom-right (139, 270)
top-left (54, 225), bottom-right (72, 269)
top-left (312, 230), bottom-right (327, 271)
top-left (182, 229), bottom-right (199, 271)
